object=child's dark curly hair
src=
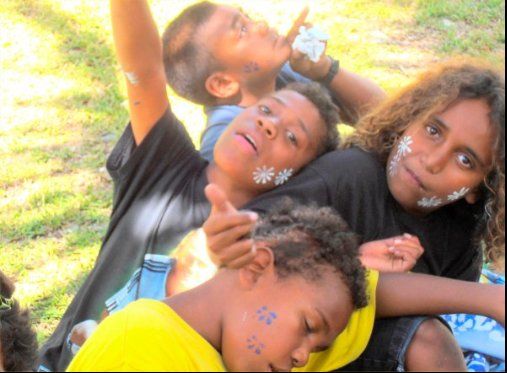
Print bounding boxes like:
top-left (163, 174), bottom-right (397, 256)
top-left (0, 271), bottom-right (38, 372)
top-left (284, 82), bottom-right (341, 155)
top-left (252, 199), bottom-right (368, 309)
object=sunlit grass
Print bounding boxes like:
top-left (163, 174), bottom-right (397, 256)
top-left (1, 0), bottom-right (504, 344)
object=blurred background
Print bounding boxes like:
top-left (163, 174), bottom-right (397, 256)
top-left (1, 0), bottom-right (505, 343)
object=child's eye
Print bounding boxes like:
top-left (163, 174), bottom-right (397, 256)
top-left (457, 153), bottom-right (474, 169)
top-left (240, 25), bottom-right (248, 37)
top-left (287, 131), bottom-right (298, 146)
top-left (425, 123), bottom-right (440, 137)
top-left (259, 105), bottom-right (271, 115)
top-left (304, 319), bottom-right (314, 334)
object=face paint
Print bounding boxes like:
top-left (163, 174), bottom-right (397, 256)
top-left (253, 166), bottom-right (275, 184)
top-left (243, 61), bottom-right (260, 74)
top-left (417, 196), bottom-right (442, 208)
top-left (246, 335), bottom-right (266, 355)
top-left (256, 306), bottom-right (278, 325)
top-left (447, 187), bottom-right (470, 202)
top-left (274, 168), bottom-right (293, 186)
top-left (124, 71), bottom-right (140, 85)
top-left (389, 136), bottom-right (413, 176)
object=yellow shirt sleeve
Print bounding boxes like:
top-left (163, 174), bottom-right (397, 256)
top-left (295, 270), bottom-right (379, 372)
top-left (67, 299), bottom-right (225, 372)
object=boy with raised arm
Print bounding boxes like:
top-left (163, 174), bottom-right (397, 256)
top-left (36, 1), bottom-right (344, 370)
top-left (161, 1), bottom-right (385, 160)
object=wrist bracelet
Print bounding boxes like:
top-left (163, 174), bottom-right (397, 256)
top-left (319, 57), bottom-right (340, 86)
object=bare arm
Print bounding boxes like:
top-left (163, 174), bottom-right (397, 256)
top-left (291, 53), bottom-right (385, 124)
top-left (286, 9), bottom-right (385, 124)
top-left (326, 61), bottom-right (386, 124)
top-left (376, 272), bottom-right (505, 326)
top-left (110, 0), bottom-right (168, 145)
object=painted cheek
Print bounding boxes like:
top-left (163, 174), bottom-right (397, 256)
top-left (243, 61), bottom-right (260, 73)
top-left (253, 166), bottom-right (294, 186)
top-left (446, 187), bottom-right (470, 202)
top-left (389, 136), bottom-right (413, 176)
top-left (256, 306), bottom-right (278, 325)
top-left (246, 334), bottom-right (266, 355)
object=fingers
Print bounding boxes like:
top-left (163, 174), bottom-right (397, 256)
top-left (286, 6), bottom-right (309, 44)
top-left (226, 245), bottom-right (258, 269)
top-left (203, 209), bottom-right (257, 236)
top-left (210, 238), bottom-right (255, 269)
top-left (387, 245), bottom-right (420, 271)
top-left (385, 234), bottom-right (424, 256)
top-left (205, 183), bottom-right (237, 215)
top-left (206, 221), bottom-right (254, 253)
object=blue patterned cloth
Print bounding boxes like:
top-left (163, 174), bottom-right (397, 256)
top-left (105, 254), bottom-right (174, 314)
top-left (442, 269), bottom-right (505, 372)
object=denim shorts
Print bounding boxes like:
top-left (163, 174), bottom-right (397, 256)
top-left (335, 316), bottom-right (451, 372)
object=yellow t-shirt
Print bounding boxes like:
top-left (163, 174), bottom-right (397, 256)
top-left (296, 269), bottom-right (379, 372)
top-left (67, 299), bottom-right (225, 372)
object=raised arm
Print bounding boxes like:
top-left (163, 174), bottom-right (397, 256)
top-left (110, 0), bottom-right (168, 145)
top-left (286, 10), bottom-right (385, 124)
top-left (376, 272), bottom-right (505, 326)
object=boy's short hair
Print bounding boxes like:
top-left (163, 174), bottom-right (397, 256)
top-left (0, 271), bottom-right (38, 372)
top-left (284, 82), bottom-right (341, 155)
top-left (253, 199), bottom-right (368, 309)
top-left (162, 1), bottom-right (224, 106)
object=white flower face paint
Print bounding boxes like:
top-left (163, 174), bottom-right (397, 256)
top-left (253, 166), bottom-right (275, 184)
top-left (388, 159), bottom-right (399, 176)
top-left (417, 196), bottom-right (442, 208)
top-left (124, 71), bottom-right (140, 85)
top-left (397, 136), bottom-right (413, 158)
top-left (447, 187), bottom-right (470, 202)
top-left (389, 136), bottom-right (413, 176)
top-left (274, 168), bottom-right (293, 186)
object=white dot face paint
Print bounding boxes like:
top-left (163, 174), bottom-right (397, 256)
top-left (389, 136), bottom-right (413, 176)
top-left (124, 71), bottom-right (140, 85)
top-left (447, 187), bottom-right (470, 202)
top-left (253, 166), bottom-right (275, 184)
top-left (417, 196), bottom-right (442, 208)
top-left (274, 168), bottom-right (293, 186)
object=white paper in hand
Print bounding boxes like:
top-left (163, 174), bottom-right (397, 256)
top-left (292, 26), bottom-right (329, 63)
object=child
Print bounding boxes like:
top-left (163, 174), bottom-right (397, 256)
top-left (204, 59), bottom-right (505, 371)
top-left (66, 201), bottom-right (505, 372)
top-left (36, 1), bottom-right (349, 370)
top-left (161, 1), bottom-right (386, 160)
top-left (0, 270), bottom-right (38, 372)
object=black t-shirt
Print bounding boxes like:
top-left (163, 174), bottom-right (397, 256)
top-left (38, 109), bottom-right (210, 371)
top-left (246, 147), bottom-right (482, 281)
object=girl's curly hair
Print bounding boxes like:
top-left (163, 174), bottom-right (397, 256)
top-left (0, 271), bottom-right (38, 372)
top-left (252, 199), bottom-right (368, 309)
top-left (343, 58), bottom-right (505, 270)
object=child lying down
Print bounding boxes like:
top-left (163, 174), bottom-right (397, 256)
top-left (67, 201), bottom-right (505, 372)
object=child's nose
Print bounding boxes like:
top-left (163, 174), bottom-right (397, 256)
top-left (256, 117), bottom-right (278, 139)
top-left (421, 147), bottom-right (448, 174)
top-left (253, 20), bottom-right (269, 35)
top-left (291, 347), bottom-right (309, 368)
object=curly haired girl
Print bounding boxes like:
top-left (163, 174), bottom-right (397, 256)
top-left (346, 58), bottom-right (504, 271)
top-left (206, 58), bottom-right (505, 371)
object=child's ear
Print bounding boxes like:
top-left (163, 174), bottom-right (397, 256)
top-left (238, 244), bottom-right (274, 290)
top-left (205, 72), bottom-right (240, 99)
top-left (465, 188), bottom-right (481, 204)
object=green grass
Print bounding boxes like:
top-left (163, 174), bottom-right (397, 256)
top-left (1, 0), bottom-right (504, 344)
